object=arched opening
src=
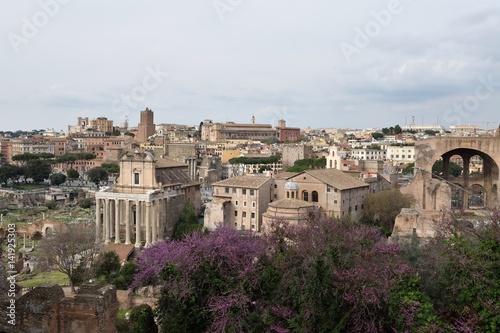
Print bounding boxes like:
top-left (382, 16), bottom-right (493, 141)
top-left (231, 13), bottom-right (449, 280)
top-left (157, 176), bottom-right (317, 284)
top-left (302, 191), bottom-right (309, 202)
top-left (312, 191), bottom-right (318, 202)
top-left (434, 148), bottom-right (499, 209)
top-left (451, 184), bottom-right (464, 209)
top-left (469, 184), bottom-right (484, 207)
top-left (44, 227), bottom-right (53, 238)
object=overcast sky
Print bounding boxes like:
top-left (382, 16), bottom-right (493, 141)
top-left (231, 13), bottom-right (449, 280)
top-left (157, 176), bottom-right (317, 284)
top-left (1, 0), bottom-right (499, 132)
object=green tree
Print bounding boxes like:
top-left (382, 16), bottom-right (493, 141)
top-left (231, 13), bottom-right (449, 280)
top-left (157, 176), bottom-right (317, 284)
top-left (363, 189), bottom-right (415, 236)
top-left (67, 168), bottom-right (79, 181)
top-left (372, 132), bottom-right (384, 140)
top-left (0, 164), bottom-right (23, 185)
top-left (94, 250), bottom-right (121, 281)
top-left (49, 172), bottom-right (67, 186)
top-left (402, 162), bottom-right (415, 175)
top-left (432, 160), bottom-right (463, 177)
top-left (86, 167), bottom-right (109, 188)
top-left (113, 261), bottom-right (137, 290)
top-left (101, 163), bottom-right (120, 175)
top-left (173, 202), bottom-right (203, 240)
top-left (26, 159), bottom-right (52, 183)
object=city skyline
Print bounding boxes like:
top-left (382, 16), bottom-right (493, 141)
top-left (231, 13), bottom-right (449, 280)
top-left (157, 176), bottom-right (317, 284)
top-left (1, 1), bottom-right (499, 131)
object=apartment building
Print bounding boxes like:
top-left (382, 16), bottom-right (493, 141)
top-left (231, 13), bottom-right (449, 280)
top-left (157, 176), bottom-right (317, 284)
top-left (204, 175), bottom-right (273, 232)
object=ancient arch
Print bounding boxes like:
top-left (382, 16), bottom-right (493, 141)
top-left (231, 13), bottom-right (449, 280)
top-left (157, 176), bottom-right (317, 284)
top-left (413, 135), bottom-right (500, 209)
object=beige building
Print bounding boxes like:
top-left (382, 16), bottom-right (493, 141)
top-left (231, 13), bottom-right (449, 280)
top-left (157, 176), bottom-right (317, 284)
top-left (262, 197), bottom-right (320, 232)
top-left (95, 149), bottom-right (201, 247)
top-left (273, 169), bottom-right (370, 221)
top-left (201, 117), bottom-right (277, 142)
top-left (204, 175), bottom-right (273, 232)
top-left (90, 117), bottom-right (114, 133)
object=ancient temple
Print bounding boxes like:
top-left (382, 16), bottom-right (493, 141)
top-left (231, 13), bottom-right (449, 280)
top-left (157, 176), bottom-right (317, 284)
top-left (95, 149), bottom-right (200, 247)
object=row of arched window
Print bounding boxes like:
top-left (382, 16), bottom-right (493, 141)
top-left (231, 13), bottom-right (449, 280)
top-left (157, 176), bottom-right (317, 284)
top-left (286, 190), bottom-right (319, 202)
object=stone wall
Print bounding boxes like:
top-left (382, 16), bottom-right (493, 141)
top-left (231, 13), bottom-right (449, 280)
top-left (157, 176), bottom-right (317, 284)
top-left (391, 208), bottom-right (445, 241)
top-left (15, 284), bottom-right (118, 333)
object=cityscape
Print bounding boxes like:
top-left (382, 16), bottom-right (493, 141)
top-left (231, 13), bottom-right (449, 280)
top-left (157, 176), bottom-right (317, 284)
top-left (2, 1), bottom-right (500, 332)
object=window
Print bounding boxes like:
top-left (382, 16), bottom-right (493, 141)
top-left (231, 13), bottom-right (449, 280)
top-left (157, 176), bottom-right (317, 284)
top-left (225, 187), bottom-right (229, 194)
top-left (232, 188), bottom-right (236, 194)
top-left (251, 212), bottom-right (255, 219)
top-left (235, 200), bottom-right (238, 206)
top-left (134, 172), bottom-right (140, 185)
top-left (234, 211), bottom-right (238, 217)
top-left (243, 212), bottom-right (247, 218)
top-left (250, 189), bottom-right (254, 196)
top-left (252, 202), bottom-right (256, 207)
top-left (251, 224), bottom-right (256, 230)
top-left (312, 191), bottom-right (318, 202)
top-left (355, 205), bottom-right (358, 211)
top-left (302, 191), bottom-right (309, 201)
top-left (242, 189), bottom-right (247, 195)
top-left (244, 201), bottom-right (247, 207)
top-left (234, 223), bottom-right (238, 227)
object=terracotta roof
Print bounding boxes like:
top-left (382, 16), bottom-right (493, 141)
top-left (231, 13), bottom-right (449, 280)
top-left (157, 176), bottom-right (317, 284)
top-left (103, 243), bottom-right (135, 263)
top-left (214, 175), bottom-right (272, 189)
top-left (303, 169), bottom-right (369, 190)
top-left (274, 171), bottom-right (301, 180)
top-left (269, 198), bottom-right (317, 209)
top-left (155, 158), bottom-right (188, 168)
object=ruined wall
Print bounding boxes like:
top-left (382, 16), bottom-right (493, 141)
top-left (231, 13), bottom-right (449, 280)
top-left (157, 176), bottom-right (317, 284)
top-left (391, 208), bottom-right (445, 240)
top-left (15, 284), bottom-right (118, 333)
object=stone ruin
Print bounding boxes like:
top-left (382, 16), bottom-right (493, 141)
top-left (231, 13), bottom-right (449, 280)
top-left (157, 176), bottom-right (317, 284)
top-left (6, 283), bottom-right (118, 333)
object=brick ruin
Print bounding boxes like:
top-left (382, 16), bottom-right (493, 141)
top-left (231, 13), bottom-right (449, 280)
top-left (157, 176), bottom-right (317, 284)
top-left (13, 283), bottom-right (118, 333)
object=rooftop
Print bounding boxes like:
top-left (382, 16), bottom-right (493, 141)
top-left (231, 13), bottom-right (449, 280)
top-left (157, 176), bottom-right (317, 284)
top-left (214, 175), bottom-right (272, 189)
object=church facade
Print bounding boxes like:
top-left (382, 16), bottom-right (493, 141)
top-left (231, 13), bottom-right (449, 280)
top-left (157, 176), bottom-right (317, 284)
top-left (95, 149), bottom-right (200, 247)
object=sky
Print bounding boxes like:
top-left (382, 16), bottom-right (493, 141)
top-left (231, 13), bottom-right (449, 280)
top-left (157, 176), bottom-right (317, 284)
top-left (1, 0), bottom-right (500, 132)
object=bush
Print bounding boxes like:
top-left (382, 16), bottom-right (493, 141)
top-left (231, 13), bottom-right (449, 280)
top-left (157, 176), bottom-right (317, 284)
top-left (46, 200), bottom-right (58, 210)
top-left (78, 198), bottom-right (92, 209)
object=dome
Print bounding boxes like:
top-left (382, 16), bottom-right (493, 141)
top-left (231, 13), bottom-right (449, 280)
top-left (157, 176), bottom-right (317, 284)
top-left (284, 180), bottom-right (299, 190)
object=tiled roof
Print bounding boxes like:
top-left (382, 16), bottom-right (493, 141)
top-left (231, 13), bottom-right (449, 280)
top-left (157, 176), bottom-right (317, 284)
top-left (303, 169), bottom-right (369, 190)
top-left (269, 198), bottom-right (317, 209)
top-left (274, 171), bottom-right (301, 180)
top-left (103, 243), bottom-right (135, 263)
top-left (214, 175), bottom-right (271, 189)
top-left (155, 158), bottom-right (188, 168)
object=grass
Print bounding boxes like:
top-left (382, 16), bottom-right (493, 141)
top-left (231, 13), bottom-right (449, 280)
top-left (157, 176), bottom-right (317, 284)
top-left (17, 270), bottom-right (69, 288)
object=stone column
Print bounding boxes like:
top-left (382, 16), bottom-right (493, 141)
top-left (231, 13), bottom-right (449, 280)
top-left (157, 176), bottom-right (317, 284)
top-left (125, 200), bottom-right (131, 245)
top-left (152, 201), bottom-right (158, 243)
top-left (135, 200), bottom-right (142, 248)
top-left (114, 199), bottom-right (120, 243)
top-left (157, 198), bottom-right (164, 241)
top-left (463, 155), bottom-right (471, 209)
top-left (145, 202), bottom-right (151, 246)
top-left (96, 198), bottom-right (102, 242)
top-left (442, 154), bottom-right (450, 180)
top-left (104, 199), bottom-right (111, 244)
